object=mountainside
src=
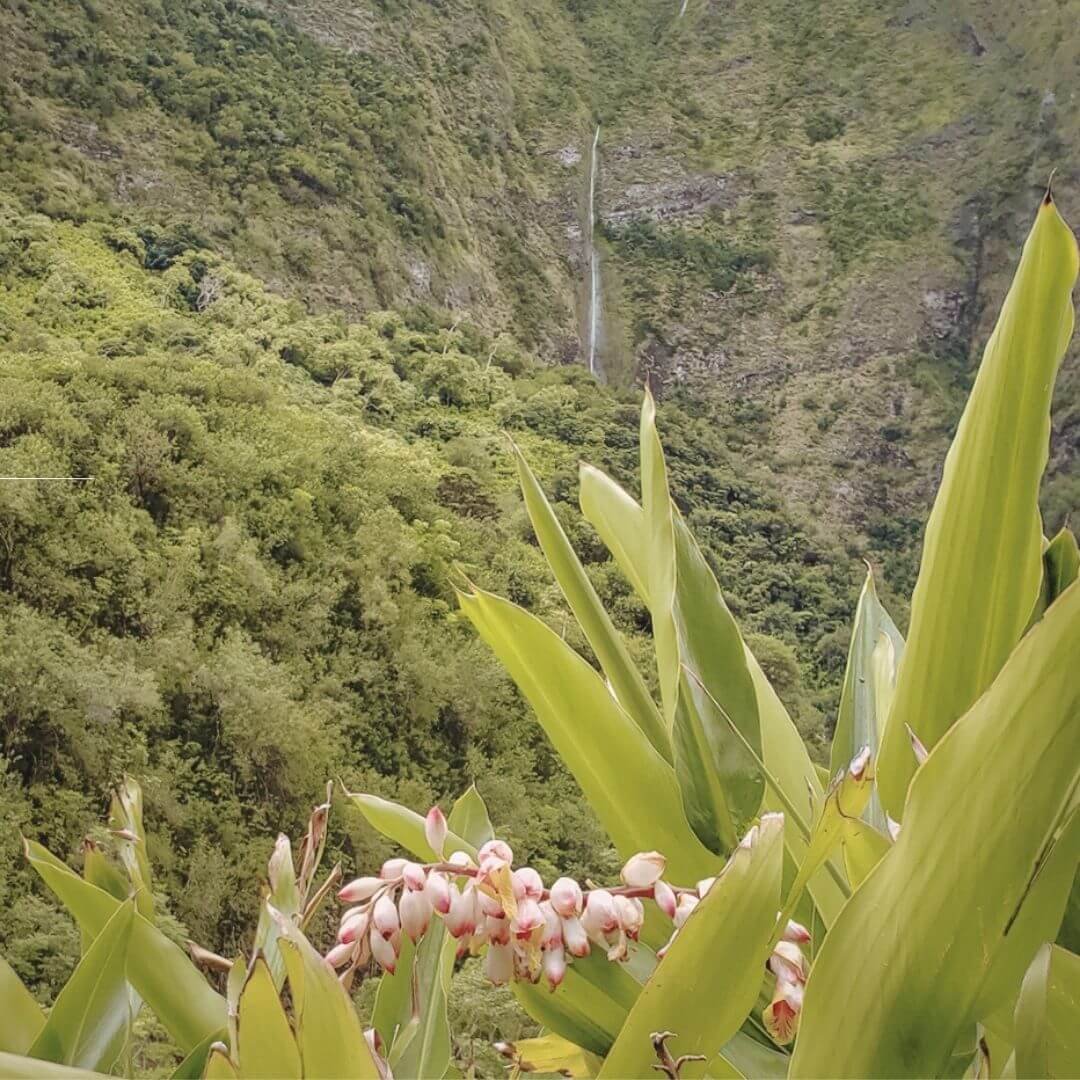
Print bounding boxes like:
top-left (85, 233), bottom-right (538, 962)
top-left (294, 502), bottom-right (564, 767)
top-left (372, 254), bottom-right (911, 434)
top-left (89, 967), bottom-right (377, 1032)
top-left (1, 0), bottom-right (1078, 1050)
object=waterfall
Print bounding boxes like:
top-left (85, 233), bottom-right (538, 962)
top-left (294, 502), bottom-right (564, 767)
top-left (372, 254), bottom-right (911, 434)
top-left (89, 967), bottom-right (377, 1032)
top-left (587, 124), bottom-right (601, 377)
top-left (678, 0), bottom-right (689, 15)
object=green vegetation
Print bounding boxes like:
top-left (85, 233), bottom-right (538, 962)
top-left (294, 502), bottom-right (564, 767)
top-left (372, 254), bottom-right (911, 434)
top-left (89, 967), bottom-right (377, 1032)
top-left (1, 197), bottom-right (1076, 1079)
top-left (0, 200), bottom-right (875, 1015)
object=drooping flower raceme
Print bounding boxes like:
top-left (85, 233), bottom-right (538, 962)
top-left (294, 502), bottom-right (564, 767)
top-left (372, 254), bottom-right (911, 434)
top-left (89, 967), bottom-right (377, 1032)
top-left (324, 810), bottom-right (806, 1004)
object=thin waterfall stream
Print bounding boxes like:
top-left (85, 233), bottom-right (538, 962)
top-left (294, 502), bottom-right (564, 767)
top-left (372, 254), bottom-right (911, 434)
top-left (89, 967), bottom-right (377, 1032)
top-left (587, 124), bottom-right (602, 378)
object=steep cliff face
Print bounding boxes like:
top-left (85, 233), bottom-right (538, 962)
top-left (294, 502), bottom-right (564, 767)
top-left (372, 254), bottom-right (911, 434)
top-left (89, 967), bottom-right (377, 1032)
top-left (2, 0), bottom-right (1076, 567)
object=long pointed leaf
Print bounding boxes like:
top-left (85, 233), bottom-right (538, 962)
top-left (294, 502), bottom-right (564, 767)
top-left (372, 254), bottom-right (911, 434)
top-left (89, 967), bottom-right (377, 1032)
top-left (28, 902), bottom-right (135, 1072)
top-left (512, 440), bottom-right (669, 760)
top-left (831, 567), bottom-right (903, 832)
top-left (791, 581), bottom-right (1080, 1078)
top-left (236, 958), bottom-right (301, 1079)
top-left (1014, 944), bottom-right (1080, 1079)
top-left (0, 954), bottom-right (45, 1054)
top-left (878, 196), bottom-right (1078, 818)
top-left (598, 814), bottom-right (784, 1078)
top-left (457, 585), bottom-right (719, 882)
top-left (24, 841), bottom-right (225, 1053)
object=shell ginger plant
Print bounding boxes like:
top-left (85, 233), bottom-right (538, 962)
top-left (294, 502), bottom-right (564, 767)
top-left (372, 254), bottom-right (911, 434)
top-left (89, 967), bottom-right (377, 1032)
top-left (1, 191), bottom-right (1078, 1079)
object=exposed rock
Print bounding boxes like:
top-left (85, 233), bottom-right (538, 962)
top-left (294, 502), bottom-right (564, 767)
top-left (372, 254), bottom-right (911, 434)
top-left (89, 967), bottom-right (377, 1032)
top-left (602, 174), bottom-right (736, 227)
top-left (551, 145), bottom-right (582, 168)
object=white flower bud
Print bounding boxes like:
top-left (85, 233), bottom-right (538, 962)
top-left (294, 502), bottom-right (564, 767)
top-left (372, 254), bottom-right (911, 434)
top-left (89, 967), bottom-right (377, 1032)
top-left (338, 910), bottom-right (370, 944)
top-left (539, 901), bottom-right (562, 949)
top-left (424, 806), bottom-right (448, 857)
top-left (486, 914), bottom-right (511, 946)
top-left (402, 862), bottom-right (427, 892)
top-left (338, 876), bottom-right (383, 904)
top-left (324, 940), bottom-right (355, 969)
top-left (478, 839), bottom-right (513, 869)
top-left (542, 943), bottom-right (566, 990)
top-left (561, 915), bottom-right (590, 957)
top-left (380, 857), bottom-right (408, 880)
top-left (615, 895), bottom-right (645, 940)
top-left (512, 866), bottom-right (544, 900)
top-left (484, 941), bottom-right (514, 986)
top-left (674, 893), bottom-right (698, 928)
top-left (620, 851), bottom-right (666, 889)
top-left (268, 835), bottom-right (293, 894)
top-left (512, 897), bottom-right (544, 937)
top-left (850, 744), bottom-right (873, 779)
top-left (447, 850), bottom-right (475, 870)
top-left (445, 883), bottom-right (477, 938)
top-left (581, 889), bottom-right (619, 938)
top-left (400, 888), bottom-right (432, 942)
top-left (370, 927), bottom-right (397, 974)
top-left (549, 877), bottom-right (584, 918)
top-left (606, 928), bottom-right (629, 962)
top-left (781, 919), bottom-right (811, 944)
top-left (372, 893), bottom-right (400, 938)
top-left (425, 870), bottom-right (452, 914)
top-left (653, 880), bottom-right (677, 920)
top-left (769, 940), bottom-right (808, 983)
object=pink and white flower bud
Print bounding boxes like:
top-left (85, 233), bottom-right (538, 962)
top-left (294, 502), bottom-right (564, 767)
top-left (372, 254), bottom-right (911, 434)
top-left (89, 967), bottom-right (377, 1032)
top-left (338, 910), bottom-right (371, 944)
top-left (380, 857), bottom-right (408, 881)
top-left (325, 940), bottom-right (355, 969)
top-left (781, 919), bottom-right (811, 944)
top-left (549, 877), bottom-right (584, 918)
top-left (615, 895), bottom-right (645, 940)
top-left (512, 897), bottom-right (544, 937)
top-left (402, 862), bottom-right (427, 892)
top-left (539, 901), bottom-right (563, 949)
top-left (425, 870), bottom-right (452, 914)
top-left (447, 850), bottom-right (475, 871)
top-left (561, 915), bottom-right (590, 957)
top-left (338, 876), bottom-right (384, 904)
top-left (400, 888), bottom-right (432, 942)
top-left (764, 970), bottom-right (804, 1045)
top-left (769, 940), bottom-right (808, 983)
top-left (653, 880), bottom-right (678, 920)
top-left (370, 927), bottom-right (397, 974)
top-left (268, 835), bottom-right (293, 893)
top-left (445, 883), bottom-right (478, 938)
top-left (542, 943), bottom-right (566, 990)
top-left (512, 867), bottom-right (544, 900)
top-left (696, 876), bottom-right (716, 898)
top-left (484, 941), bottom-right (514, 986)
top-left (581, 889), bottom-right (619, 937)
top-left (478, 839), bottom-right (513, 869)
top-left (486, 914), bottom-right (511, 946)
top-left (424, 806), bottom-right (448, 857)
top-left (620, 851), bottom-right (666, 889)
top-left (478, 889), bottom-right (505, 918)
top-left (372, 893), bottom-right (400, 938)
top-left (674, 893), bottom-right (698, 929)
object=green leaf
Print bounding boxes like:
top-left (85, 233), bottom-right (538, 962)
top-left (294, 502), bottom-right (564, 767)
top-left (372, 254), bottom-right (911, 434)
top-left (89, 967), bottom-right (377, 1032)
top-left (840, 817), bottom-right (891, 889)
top-left (28, 902), bottom-right (135, 1071)
top-left (1029, 529), bottom-right (1080, 632)
top-left (598, 814), bottom-right (784, 1079)
top-left (344, 791), bottom-right (478, 862)
top-left (204, 1047), bottom-right (238, 1079)
top-left (108, 777), bottom-right (154, 919)
top-left (579, 467), bottom-right (845, 926)
top-left (831, 566), bottom-right (904, 832)
top-left (499, 1033), bottom-right (603, 1077)
top-left (254, 834), bottom-right (302, 993)
top-left (1014, 945), bottom-right (1080, 1079)
top-left (790, 581), bottom-right (1080, 1078)
top-left (878, 196), bottom-right (1079, 819)
top-left (0, 953), bottom-right (45, 1054)
top-left (457, 585), bottom-right (719, 883)
top-left (237, 958), bottom-right (301, 1079)
top-left (445, 784), bottom-right (494, 849)
top-left (511, 439), bottom-right (669, 760)
top-left (25, 841), bottom-right (225, 1053)
top-left (641, 388), bottom-right (681, 730)
top-left (0, 1054), bottom-right (108, 1078)
top-left (671, 513), bottom-right (764, 854)
top-left (579, 463), bottom-right (649, 604)
top-left (272, 907), bottom-right (380, 1079)
top-left (709, 1031), bottom-right (790, 1080)
top-left (169, 1033), bottom-right (223, 1080)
